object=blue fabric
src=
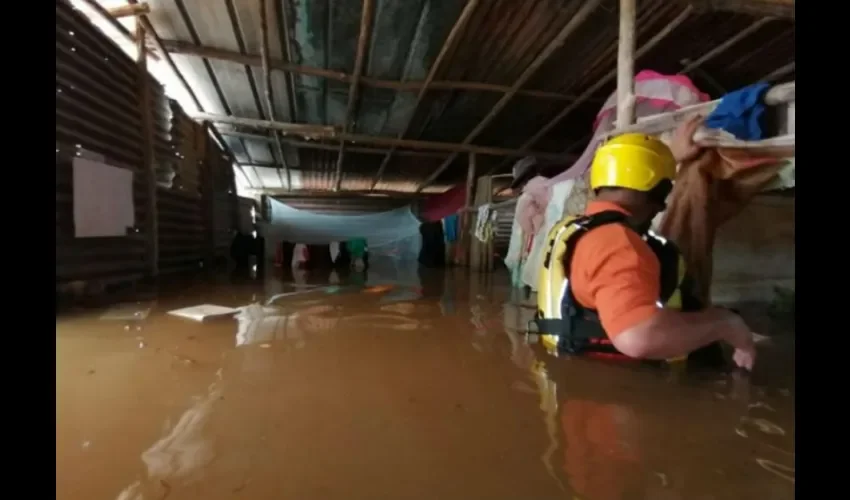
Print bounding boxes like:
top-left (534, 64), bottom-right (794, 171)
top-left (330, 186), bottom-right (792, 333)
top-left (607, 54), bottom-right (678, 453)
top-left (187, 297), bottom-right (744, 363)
top-left (704, 83), bottom-right (770, 140)
top-left (443, 214), bottom-right (460, 243)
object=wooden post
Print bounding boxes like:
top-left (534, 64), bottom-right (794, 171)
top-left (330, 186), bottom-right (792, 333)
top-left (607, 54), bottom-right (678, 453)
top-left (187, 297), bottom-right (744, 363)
top-left (201, 127), bottom-right (216, 267)
top-left (458, 153), bottom-right (476, 266)
top-left (615, 0), bottom-right (637, 128)
top-left (465, 152), bottom-right (477, 211)
top-left (137, 22), bottom-right (158, 277)
top-left (469, 175), bottom-right (493, 272)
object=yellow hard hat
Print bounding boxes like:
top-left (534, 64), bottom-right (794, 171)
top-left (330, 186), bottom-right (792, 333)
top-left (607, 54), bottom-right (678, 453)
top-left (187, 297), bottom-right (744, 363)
top-left (590, 133), bottom-right (677, 193)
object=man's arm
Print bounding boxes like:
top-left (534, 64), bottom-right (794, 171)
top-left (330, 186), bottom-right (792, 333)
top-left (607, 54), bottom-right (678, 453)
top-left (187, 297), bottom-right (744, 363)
top-left (574, 228), bottom-right (747, 360)
top-left (611, 308), bottom-right (742, 360)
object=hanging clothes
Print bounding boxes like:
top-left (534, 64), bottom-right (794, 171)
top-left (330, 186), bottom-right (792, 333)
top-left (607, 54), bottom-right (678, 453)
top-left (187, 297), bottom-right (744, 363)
top-left (418, 221), bottom-right (446, 268)
top-left (443, 213), bottom-right (460, 243)
top-left (346, 238), bottom-right (367, 259)
top-left (473, 207), bottom-right (499, 243)
top-left (474, 204), bottom-right (491, 242)
top-left (659, 147), bottom-right (789, 304)
top-left (329, 242), bottom-right (341, 263)
top-left (704, 83), bottom-right (770, 141)
top-left (292, 244), bottom-right (311, 269)
top-left (346, 238), bottom-right (368, 272)
top-left (419, 184), bottom-right (467, 222)
top-left (521, 179), bottom-right (575, 289)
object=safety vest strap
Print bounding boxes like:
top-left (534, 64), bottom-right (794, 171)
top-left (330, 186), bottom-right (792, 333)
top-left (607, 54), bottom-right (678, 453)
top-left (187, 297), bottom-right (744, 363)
top-left (560, 210), bottom-right (632, 279)
top-left (535, 210), bottom-right (634, 353)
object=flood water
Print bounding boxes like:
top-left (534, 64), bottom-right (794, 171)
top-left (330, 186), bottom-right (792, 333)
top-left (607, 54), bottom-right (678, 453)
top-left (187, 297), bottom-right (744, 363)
top-left (56, 267), bottom-right (795, 500)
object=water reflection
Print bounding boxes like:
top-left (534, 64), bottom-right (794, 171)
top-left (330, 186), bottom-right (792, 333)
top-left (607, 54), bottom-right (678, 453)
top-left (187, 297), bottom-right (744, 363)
top-left (57, 269), bottom-right (794, 500)
top-left (116, 370), bottom-right (223, 500)
top-left (500, 300), bottom-right (795, 500)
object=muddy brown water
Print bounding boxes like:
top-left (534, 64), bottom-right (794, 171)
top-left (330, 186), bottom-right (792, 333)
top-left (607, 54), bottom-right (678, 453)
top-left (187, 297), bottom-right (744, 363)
top-left (56, 268), bottom-right (794, 500)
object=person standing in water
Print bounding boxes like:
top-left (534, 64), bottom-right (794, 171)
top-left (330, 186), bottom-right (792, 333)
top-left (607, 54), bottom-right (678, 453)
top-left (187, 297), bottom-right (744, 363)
top-left (347, 238), bottom-right (368, 272)
top-left (535, 117), bottom-right (757, 370)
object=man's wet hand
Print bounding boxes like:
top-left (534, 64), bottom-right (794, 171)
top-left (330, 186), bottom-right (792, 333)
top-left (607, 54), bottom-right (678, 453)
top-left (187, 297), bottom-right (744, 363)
top-left (733, 346), bottom-right (756, 371)
top-left (670, 115), bottom-right (704, 163)
top-left (720, 313), bottom-right (757, 371)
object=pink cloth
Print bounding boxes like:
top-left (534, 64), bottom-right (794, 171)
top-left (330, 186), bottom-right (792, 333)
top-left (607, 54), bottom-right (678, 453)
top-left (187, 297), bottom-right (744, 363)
top-left (516, 177), bottom-right (550, 236)
top-left (419, 184), bottom-right (466, 222)
top-left (515, 71), bottom-right (711, 237)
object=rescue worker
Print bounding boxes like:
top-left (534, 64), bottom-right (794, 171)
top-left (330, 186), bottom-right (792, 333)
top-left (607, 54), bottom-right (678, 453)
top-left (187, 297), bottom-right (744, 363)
top-left (535, 117), bottom-right (756, 370)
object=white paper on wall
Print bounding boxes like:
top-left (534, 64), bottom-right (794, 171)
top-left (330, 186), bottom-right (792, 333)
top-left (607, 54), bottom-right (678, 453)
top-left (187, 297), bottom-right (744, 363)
top-left (72, 157), bottom-right (135, 238)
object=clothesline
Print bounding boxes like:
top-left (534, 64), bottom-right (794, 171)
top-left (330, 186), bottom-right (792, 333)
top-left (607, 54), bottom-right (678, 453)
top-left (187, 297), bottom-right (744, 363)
top-left (456, 81), bottom-right (795, 217)
top-left (604, 81), bottom-right (795, 140)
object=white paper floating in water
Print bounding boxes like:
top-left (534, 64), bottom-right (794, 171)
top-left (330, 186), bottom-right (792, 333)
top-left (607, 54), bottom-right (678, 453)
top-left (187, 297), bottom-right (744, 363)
top-left (167, 304), bottom-right (240, 322)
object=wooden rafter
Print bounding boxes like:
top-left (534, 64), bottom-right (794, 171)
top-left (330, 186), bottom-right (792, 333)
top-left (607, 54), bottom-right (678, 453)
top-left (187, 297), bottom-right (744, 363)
top-left (107, 2), bottom-right (149, 18)
top-left (370, 0), bottom-right (481, 191)
top-left (334, 0), bottom-right (375, 192)
top-left (195, 113), bottom-right (576, 163)
top-left (76, 0), bottom-right (158, 60)
top-left (416, 0), bottom-right (606, 193)
top-left (221, 131), bottom-right (448, 159)
top-left (259, 0), bottom-right (290, 190)
top-left (484, 5), bottom-right (695, 177)
top-left (679, 17), bottom-right (774, 75)
top-left (687, 0), bottom-right (794, 19)
top-left (159, 39), bottom-right (594, 103)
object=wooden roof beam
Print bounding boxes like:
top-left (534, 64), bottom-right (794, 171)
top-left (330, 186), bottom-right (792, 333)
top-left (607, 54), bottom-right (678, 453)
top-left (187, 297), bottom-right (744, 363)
top-left (75, 0), bottom-right (159, 60)
top-left (485, 5), bottom-right (695, 176)
top-left (159, 39), bottom-right (593, 103)
top-left (221, 131), bottom-right (448, 159)
top-left (107, 3), bottom-right (150, 18)
top-left (259, 0), bottom-right (290, 190)
top-left (416, 0), bottom-right (606, 193)
top-left (687, 0), bottom-right (794, 19)
top-left (193, 113), bottom-right (576, 163)
top-left (370, 0), bottom-right (481, 191)
top-left (334, 0), bottom-right (375, 192)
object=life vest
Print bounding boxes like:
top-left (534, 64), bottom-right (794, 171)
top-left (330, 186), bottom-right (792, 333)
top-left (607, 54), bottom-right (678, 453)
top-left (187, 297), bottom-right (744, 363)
top-left (534, 210), bottom-right (701, 358)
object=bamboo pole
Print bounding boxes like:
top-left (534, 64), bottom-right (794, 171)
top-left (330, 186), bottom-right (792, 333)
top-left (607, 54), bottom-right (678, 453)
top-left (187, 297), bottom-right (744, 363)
top-left (615, 0), bottom-right (637, 128)
top-left (605, 82), bottom-right (795, 138)
top-left (370, 0), bottom-right (481, 190)
top-left (222, 131), bottom-right (447, 158)
top-left (107, 3), bottom-right (149, 18)
top-left (136, 22), bottom-right (158, 277)
top-left (160, 39), bottom-right (588, 102)
top-left (76, 0), bottom-right (158, 60)
top-left (459, 152), bottom-right (477, 266)
top-left (761, 62), bottom-right (795, 82)
top-left (335, 0), bottom-right (375, 192)
top-left (679, 17), bottom-right (774, 76)
top-left (484, 5), bottom-right (694, 175)
top-left (259, 0), bottom-right (290, 190)
top-left (416, 0), bottom-right (605, 193)
top-left (194, 113), bottom-right (574, 162)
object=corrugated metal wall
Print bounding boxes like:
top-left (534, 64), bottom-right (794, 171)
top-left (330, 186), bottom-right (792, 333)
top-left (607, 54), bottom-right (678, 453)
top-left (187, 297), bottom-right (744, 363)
top-left (157, 188), bottom-right (205, 274)
top-left (157, 102), bottom-right (207, 276)
top-left (213, 192), bottom-right (235, 257)
top-left (56, 1), bottom-right (148, 284)
top-left (57, 2), bottom-right (236, 283)
top-left (237, 197), bottom-right (257, 234)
